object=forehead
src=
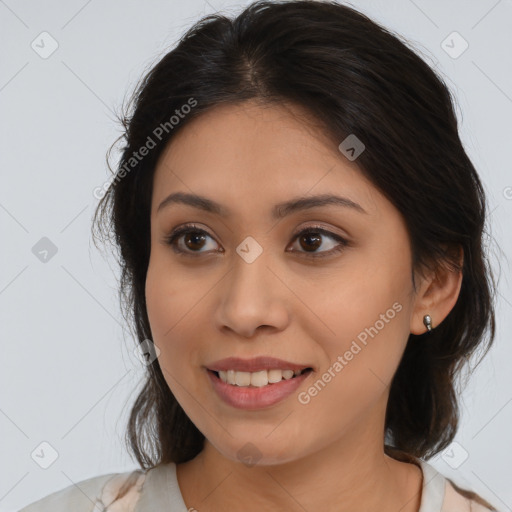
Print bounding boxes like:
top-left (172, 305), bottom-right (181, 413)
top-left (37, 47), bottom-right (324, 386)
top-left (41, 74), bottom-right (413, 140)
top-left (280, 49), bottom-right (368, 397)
top-left (151, 100), bottom-right (381, 217)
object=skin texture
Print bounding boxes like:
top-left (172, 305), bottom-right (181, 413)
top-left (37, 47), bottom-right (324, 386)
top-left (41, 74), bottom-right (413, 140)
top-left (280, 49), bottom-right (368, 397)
top-left (145, 100), bottom-right (463, 512)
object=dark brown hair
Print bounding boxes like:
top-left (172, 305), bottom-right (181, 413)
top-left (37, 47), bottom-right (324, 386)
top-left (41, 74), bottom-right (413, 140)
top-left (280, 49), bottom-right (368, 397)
top-left (92, 0), bottom-right (498, 470)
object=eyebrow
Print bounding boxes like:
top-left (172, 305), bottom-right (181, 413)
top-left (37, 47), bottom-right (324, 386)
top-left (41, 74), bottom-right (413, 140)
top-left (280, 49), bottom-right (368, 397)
top-left (156, 191), bottom-right (368, 218)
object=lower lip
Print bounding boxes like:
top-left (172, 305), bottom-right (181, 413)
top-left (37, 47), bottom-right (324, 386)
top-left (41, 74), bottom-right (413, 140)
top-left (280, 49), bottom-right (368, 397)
top-left (206, 369), bottom-right (313, 410)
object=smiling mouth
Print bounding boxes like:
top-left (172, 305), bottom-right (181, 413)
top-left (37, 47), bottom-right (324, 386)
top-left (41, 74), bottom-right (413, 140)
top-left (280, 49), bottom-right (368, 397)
top-left (208, 367), bottom-right (313, 388)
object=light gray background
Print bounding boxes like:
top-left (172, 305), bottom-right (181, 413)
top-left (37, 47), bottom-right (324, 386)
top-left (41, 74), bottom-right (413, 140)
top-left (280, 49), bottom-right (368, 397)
top-left (1, 0), bottom-right (511, 511)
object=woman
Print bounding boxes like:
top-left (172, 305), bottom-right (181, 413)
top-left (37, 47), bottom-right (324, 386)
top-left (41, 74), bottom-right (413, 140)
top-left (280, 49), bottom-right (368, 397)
top-left (20, 1), bottom-right (501, 510)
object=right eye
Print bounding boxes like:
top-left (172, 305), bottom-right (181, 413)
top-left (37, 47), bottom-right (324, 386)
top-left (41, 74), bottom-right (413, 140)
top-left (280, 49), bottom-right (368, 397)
top-left (164, 224), bottom-right (222, 256)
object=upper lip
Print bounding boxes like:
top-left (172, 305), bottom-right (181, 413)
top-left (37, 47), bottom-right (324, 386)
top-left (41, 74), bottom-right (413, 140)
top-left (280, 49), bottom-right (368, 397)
top-left (206, 356), bottom-right (314, 373)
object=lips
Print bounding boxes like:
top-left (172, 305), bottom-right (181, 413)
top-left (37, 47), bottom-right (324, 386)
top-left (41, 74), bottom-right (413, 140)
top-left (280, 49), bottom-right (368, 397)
top-left (206, 364), bottom-right (314, 409)
top-left (205, 356), bottom-right (314, 373)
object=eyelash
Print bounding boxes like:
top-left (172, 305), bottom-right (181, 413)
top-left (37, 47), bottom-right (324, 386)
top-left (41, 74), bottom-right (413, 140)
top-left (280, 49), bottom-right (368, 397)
top-left (163, 223), bottom-right (349, 259)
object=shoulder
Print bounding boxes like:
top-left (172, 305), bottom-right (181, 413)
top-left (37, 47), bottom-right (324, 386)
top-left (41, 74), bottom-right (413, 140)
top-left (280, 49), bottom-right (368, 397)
top-left (18, 469), bottom-right (147, 512)
top-left (407, 455), bottom-right (501, 512)
top-left (443, 477), bottom-right (501, 512)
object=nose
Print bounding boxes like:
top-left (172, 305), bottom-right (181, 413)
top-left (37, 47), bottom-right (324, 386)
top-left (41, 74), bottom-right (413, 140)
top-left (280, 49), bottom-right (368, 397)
top-left (214, 250), bottom-right (290, 339)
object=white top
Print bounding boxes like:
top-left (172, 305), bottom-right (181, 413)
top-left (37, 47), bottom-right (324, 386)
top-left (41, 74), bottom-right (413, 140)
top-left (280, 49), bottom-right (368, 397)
top-left (18, 458), bottom-right (501, 511)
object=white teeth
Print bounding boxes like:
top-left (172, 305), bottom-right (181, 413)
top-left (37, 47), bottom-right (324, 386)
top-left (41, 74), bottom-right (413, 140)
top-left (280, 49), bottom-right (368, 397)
top-left (282, 370), bottom-right (294, 380)
top-left (250, 370), bottom-right (268, 387)
top-left (268, 369), bottom-right (283, 383)
top-left (235, 371), bottom-right (251, 386)
top-left (216, 368), bottom-right (307, 387)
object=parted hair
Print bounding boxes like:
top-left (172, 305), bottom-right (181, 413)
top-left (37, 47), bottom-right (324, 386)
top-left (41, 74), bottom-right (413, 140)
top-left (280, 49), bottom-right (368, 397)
top-left (92, 0), bottom-right (498, 469)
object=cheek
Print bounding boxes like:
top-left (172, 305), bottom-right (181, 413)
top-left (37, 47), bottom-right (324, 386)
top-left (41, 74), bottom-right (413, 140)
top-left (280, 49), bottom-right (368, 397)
top-left (145, 278), bottom-right (205, 418)
top-left (297, 248), bottom-right (410, 352)
top-left (145, 251), bottom-right (204, 340)
top-left (293, 289), bottom-right (409, 451)
top-left (297, 250), bottom-right (412, 403)
top-left (145, 257), bottom-right (204, 380)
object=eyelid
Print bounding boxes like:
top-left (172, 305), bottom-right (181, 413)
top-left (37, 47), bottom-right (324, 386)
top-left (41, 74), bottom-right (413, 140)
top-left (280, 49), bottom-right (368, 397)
top-left (167, 222), bottom-right (347, 241)
top-left (290, 222), bottom-right (348, 240)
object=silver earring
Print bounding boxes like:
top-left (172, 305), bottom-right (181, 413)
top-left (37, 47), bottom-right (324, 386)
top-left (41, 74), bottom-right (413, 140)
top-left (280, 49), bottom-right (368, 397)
top-left (423, 314), bottom-right (433, 333)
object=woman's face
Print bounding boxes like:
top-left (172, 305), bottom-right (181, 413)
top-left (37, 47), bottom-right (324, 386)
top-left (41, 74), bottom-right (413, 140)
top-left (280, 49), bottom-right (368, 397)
top-left (145, 100), bottom-right (422, 466)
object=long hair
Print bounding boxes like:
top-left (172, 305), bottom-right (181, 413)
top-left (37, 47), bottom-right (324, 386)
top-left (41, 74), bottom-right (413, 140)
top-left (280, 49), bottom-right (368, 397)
top-left (92, 0), bottom-right (498, 469)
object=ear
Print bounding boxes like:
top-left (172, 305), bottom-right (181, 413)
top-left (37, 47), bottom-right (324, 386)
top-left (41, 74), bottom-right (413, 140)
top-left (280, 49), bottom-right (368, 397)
top-left (410, 245), bottom-right (464, 335)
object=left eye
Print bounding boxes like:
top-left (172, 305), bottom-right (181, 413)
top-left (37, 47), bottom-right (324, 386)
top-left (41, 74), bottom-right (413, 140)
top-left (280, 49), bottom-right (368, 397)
top-left (288, 226), bottom-right (348, 258)
top-left (164, 224), bottom-right (348, 258)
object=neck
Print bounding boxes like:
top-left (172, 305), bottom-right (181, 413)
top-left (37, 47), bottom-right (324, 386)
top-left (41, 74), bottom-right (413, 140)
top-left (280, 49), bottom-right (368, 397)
top-left (176, 429), bottom-right (423, 512)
